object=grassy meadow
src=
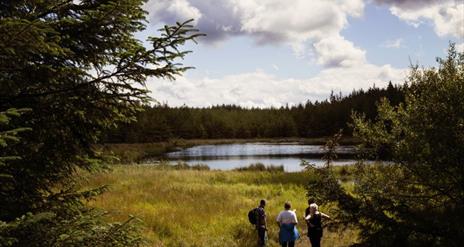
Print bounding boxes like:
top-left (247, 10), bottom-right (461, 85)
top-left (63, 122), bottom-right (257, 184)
top-left (81, 165), bottom-right (358, 247)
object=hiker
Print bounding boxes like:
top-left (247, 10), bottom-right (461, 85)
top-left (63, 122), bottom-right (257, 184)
top-left (251, 199), bottom-right (267, 247)
top-left (304, 197), bottom-right (316, 241)
top-left (304, 198), bottom-right (316, 218)
top-left (276, 201), bottom-right (299, 247)
top-left (305, 203), bottom-right (330, 247)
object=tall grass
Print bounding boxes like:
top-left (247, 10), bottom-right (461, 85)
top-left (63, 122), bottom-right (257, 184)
top-left (81, 166), bottom-right (357, 246)
top-left (234, 163), bottom-right (284, 172)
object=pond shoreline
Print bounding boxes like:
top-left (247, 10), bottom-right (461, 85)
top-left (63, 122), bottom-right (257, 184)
top-left (99, 137), bottom-right (361, 164)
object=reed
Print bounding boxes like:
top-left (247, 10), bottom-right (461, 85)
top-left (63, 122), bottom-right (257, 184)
top-left (81, 165), bottom-right (358, 246)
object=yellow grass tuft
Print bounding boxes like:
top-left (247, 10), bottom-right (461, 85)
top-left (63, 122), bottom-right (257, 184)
top-left (81, 165), bottom-right (357, 247)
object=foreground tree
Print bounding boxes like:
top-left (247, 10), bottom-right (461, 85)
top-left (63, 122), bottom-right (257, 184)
top-left (0, 0), bottom-right (202, 245)
top-left (307, 44), bottom-right (464, 246)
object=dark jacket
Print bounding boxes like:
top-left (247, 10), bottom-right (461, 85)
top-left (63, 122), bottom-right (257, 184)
top-left (256, 207), bottom-right (267, 229)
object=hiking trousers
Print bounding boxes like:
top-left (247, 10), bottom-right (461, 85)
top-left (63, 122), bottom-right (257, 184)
top-left (257, 227), bottom-right (267, 246)
top-left (309, 235), bottom-right (321, 247)
top-left (281, 241), bottom-right (295, 247)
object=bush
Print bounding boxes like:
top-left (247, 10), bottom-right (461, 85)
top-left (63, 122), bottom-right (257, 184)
top-left (308, 44), bottom-right (464, 246)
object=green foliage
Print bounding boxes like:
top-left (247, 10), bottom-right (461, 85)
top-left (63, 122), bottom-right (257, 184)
top-left (1, 0), bottom-right (201, 246)
top-left (307, 44), bottom-right (464, 246)
top-left (0, 208), bottom-right (143, 247)
top-left (0, 108), bottom-right (31, 226)
top-left (104, 83), bottom-right (405, 142)
top-left (0, 109), bottom-right (30, 165)
top-left (0, 109), bottom-right (30, 148)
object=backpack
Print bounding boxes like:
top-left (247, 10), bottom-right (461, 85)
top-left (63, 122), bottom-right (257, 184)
top-left (248, 207), bottom-right (258, 225)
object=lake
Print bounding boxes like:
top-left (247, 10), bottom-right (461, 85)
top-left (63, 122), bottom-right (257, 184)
top-left (158, 143), bottom-right (360, 172)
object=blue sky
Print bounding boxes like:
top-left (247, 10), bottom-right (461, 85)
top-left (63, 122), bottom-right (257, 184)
top-left (141, 0), bottom-right (463, 107)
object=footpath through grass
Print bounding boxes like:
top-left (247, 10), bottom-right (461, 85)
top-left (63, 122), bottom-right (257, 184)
top-left (81, 165), bottom-right (357, 247)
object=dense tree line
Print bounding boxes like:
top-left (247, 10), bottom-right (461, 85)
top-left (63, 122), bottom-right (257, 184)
top-left (105, 82), bottom-right (405, 142)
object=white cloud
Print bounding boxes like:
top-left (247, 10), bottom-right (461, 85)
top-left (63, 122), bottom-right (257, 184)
top-left (387, 0), bottom-right (464, 38)
top-left (145, 0), bottom-right (202, 25)
top-left (146, 65), bottom-right (407, 108)
top-left (382, 38), bottom-right (404, 48)
top-left (145, 0), bottom-right (366, 68)
top-left (457, 43), bottom-right (464, 52)
top-left (143, 0), bottom-right (415, 107)
top-left (141, 0), bottom-right (464, 108)
top-left (144, 0), bottom-right (463, 66)
top-left (313, 35), bottom-right (367, 67)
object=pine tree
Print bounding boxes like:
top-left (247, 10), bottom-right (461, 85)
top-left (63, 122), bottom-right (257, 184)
top-left (0, 0), bottom-right (202, 245)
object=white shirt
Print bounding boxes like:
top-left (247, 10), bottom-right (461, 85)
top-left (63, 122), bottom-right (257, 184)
top-left (276, 210), bottom-right (298, 224)
top-left (305, 211), bottom-right (330, 221)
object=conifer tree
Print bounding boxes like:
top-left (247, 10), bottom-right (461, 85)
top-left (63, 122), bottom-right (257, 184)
top-left (0, 0), bottom-right (202, 245)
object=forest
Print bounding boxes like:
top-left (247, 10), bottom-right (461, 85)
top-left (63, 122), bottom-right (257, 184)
top-left (105, 82), bottom-right (405, 142)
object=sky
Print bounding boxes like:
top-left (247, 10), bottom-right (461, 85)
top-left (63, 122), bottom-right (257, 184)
top-left (139, 0), bottom-right (464, 107)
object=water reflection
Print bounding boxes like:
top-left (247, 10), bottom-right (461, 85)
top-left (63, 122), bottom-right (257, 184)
top-left (159, 143), bottom-right (359, 172)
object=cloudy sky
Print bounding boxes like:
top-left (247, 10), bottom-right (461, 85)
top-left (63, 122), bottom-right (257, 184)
top-left (140, 0), bottom-right (464, 107)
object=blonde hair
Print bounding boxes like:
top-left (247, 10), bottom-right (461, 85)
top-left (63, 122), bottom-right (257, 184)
top-left (309, 203), bottom-right (318, 211)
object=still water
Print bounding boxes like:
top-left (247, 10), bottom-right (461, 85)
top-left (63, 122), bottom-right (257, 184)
top-left (161, 143), bottom-right (359, 172)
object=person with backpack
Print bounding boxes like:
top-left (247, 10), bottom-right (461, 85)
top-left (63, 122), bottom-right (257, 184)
top-left (276, 201), bottom-right (299, 247)
top-left (249, 199), bottom-right (267, 246)
top-left (305, 203), bottom-right (330, 247)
